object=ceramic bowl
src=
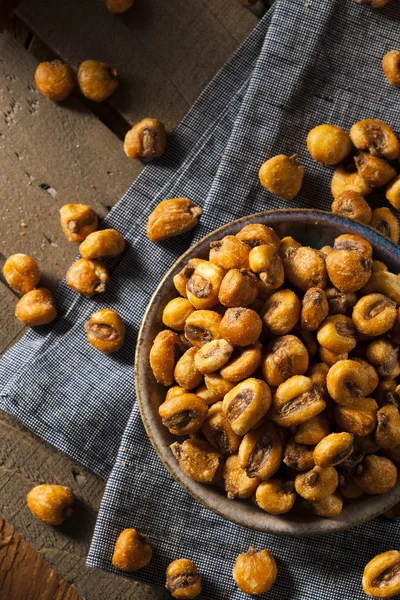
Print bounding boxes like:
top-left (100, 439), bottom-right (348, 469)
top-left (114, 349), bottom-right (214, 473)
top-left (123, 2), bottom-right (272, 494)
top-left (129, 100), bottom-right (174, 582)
top-left (135, 209), bottom-right (400, 536)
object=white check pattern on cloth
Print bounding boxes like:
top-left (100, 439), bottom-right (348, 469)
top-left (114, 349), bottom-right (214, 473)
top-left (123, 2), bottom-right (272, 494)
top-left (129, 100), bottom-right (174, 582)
top-left (1, 1), bottom-right (400, 598)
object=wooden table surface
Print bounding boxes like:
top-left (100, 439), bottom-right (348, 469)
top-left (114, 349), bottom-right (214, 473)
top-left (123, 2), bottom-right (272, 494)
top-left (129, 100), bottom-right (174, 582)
top-left (0, 1), bottom-right (265, 598)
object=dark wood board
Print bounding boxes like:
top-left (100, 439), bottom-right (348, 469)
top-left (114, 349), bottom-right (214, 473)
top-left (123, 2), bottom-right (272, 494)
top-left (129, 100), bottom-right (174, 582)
top-left (0, 516), bottom-right (82, 600)
top-left (16, 0), bottom-right (257, 127)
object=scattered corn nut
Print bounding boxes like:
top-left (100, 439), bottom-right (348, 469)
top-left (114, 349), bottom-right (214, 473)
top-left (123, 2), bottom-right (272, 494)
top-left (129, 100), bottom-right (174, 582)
top-left (331, 191), bottom-right (372, 224)
top-left (27, 484), bottom-right (74, 525)
top-left (331, 164), bottom-right (372, 198)
top-left (350, 119), bottom-right (400, 160)
top-left (362, 550), bottom-right (400, 599)
top-left (147, 198), bottom-right (202, 242)
top-left (112, 529), bottom-right (152, 572)
top-left (386, 175), bottom-right (400, 210)
top-left (382, 49), bottom-right (400, 87)
top-left (232, 547), bottom-right (277, 595)
top-left (165, 558), bottom-right (202, 599)
top-left (354, 152), bottom-right (396, 188)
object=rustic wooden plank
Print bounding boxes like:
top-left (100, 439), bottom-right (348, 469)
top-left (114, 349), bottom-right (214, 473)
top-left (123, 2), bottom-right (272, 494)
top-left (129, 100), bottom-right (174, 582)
top-left (0, 281), bottom-right (25, 355)
top-left (4, 11), bottom-right (30, 45)
top-left (16, 0), bottom-right (257, 126)
top-left (0, 517), bottom-right (82, 600)
top-left (0, 412), bottom-right (169, 599)
top-left (0, 0), bottom-right (22, 28)
top-left (119, 0), bottom-right (258, 107)
top-left (203, 0), bottom-right (263, 39)
top-left (0, 30), bottom-right (137, 284)
top-left (203, 0), bottom-right (260, 38)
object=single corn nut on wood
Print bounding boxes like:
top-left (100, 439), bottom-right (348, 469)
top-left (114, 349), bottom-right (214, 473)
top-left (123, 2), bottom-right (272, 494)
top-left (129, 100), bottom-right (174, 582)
top-left (27, 484), bottom-right (74, 525)
top-left (35, 60), bottom-right (75, 102)
top-left (124, 118), bottom-right (166, 160)
top-left (3, 253), bottom-right (40, 295)
top-left (77, 60), bottom-right (118, 102)
top-left (59, 204), bottom-right (98, 242)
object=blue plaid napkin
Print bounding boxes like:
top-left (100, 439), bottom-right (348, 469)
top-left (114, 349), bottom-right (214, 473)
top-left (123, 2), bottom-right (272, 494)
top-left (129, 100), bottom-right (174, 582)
top-left (2, 1), bottom-right (400, 598)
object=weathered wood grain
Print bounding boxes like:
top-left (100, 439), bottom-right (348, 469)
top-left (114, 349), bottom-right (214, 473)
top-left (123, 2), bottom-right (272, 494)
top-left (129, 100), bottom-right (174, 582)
top-left (0, 517), bottom-right (82, 600)
top-left (0, 412), bottom-right (169, 599)
top-left (0, 0), bottom-right (22, 28)
top-left (0, 30), bottom-right (138, 289)
top-left (16, 0), bottom-right (257, 127)
top-left (203, 0), bottom-right (262, 41)
top-left (0, 281), bottom-right (25, 355)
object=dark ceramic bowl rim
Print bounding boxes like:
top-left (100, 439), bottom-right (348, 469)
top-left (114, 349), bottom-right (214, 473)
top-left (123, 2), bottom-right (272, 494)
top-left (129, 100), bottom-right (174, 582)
top-left (135, 209), bottom-right (400, 536)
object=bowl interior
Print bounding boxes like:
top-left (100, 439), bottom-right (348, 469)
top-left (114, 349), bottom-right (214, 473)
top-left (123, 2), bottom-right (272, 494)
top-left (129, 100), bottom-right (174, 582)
top-left (135, 209), bottom-right (400, 536)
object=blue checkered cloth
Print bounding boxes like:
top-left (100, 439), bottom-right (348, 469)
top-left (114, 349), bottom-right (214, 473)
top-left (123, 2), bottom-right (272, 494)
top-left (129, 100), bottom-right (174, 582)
top-left (2, 0), bottom-right (400, 598)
